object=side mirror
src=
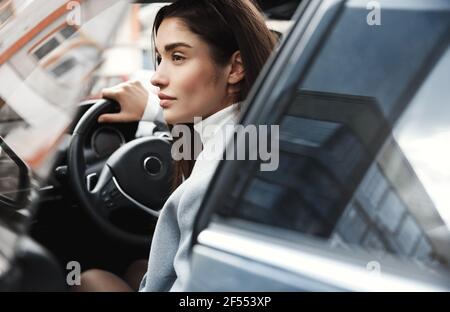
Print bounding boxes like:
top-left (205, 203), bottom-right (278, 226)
top-left (0, 137), bottom-right (31, 212)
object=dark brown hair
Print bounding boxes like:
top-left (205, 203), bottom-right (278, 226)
top-left (152, 0), bottom-right (276, 190)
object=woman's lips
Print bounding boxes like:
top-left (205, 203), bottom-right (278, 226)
top-left (158, 92), bottom-right (176, 108)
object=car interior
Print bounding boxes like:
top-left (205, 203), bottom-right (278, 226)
top-left (3, 0), bottom-right (450, 292)
top-left (0, 0), bottom-right (302, 291)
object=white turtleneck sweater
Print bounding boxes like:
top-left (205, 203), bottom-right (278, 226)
top-left (139, 100), bottom-right (240, 292)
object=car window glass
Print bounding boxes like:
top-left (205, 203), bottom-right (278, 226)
top-left (217, 3), bottom-right (450, 277)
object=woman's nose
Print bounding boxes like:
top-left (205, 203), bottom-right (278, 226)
top-left (151, 66), bottom-right (169, 88)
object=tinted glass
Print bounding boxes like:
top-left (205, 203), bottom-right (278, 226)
top-left (218, 1), bottom-right (450, 276)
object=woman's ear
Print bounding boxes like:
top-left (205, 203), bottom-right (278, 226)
top-left (227, 51), bottom-right (245, 85)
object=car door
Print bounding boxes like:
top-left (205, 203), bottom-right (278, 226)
top-left (185, 0), bottom-right (450, 291)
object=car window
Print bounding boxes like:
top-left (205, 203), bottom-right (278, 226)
top-left (0, 0), bottom-right (128, 245)
top-left (216, 2), bottom-right (450, 278)
top-left (0, 0), bottom-right (126, 176)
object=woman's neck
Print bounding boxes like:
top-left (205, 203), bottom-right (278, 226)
top-left (193, 102), bottom-right (240, 146)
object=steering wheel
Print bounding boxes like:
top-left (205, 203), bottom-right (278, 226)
top-left (68, 99), bottom-right (173, 245)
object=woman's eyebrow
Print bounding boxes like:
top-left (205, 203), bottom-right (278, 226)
top-left (156, 42), bottom-right (193, 54)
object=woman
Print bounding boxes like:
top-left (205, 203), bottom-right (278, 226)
top-left (75, 0), bottom-right (276, 292)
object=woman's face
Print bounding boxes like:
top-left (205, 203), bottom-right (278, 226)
top-left (151, 18), bottom-right (231, 125)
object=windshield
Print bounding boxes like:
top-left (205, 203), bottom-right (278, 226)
top-left (0, 0), bottom-right (127, 177)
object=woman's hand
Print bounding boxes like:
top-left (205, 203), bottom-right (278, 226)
top-left (98, 80), bottom-right (148, 123)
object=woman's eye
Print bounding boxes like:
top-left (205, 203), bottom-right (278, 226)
top-left (172, 54), bottom-right (185, 63)
top-left (156, 55), bottom-right (162, 65)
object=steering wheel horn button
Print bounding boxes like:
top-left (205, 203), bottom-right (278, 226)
top-left (144, 156), bottom-right (163, 176)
